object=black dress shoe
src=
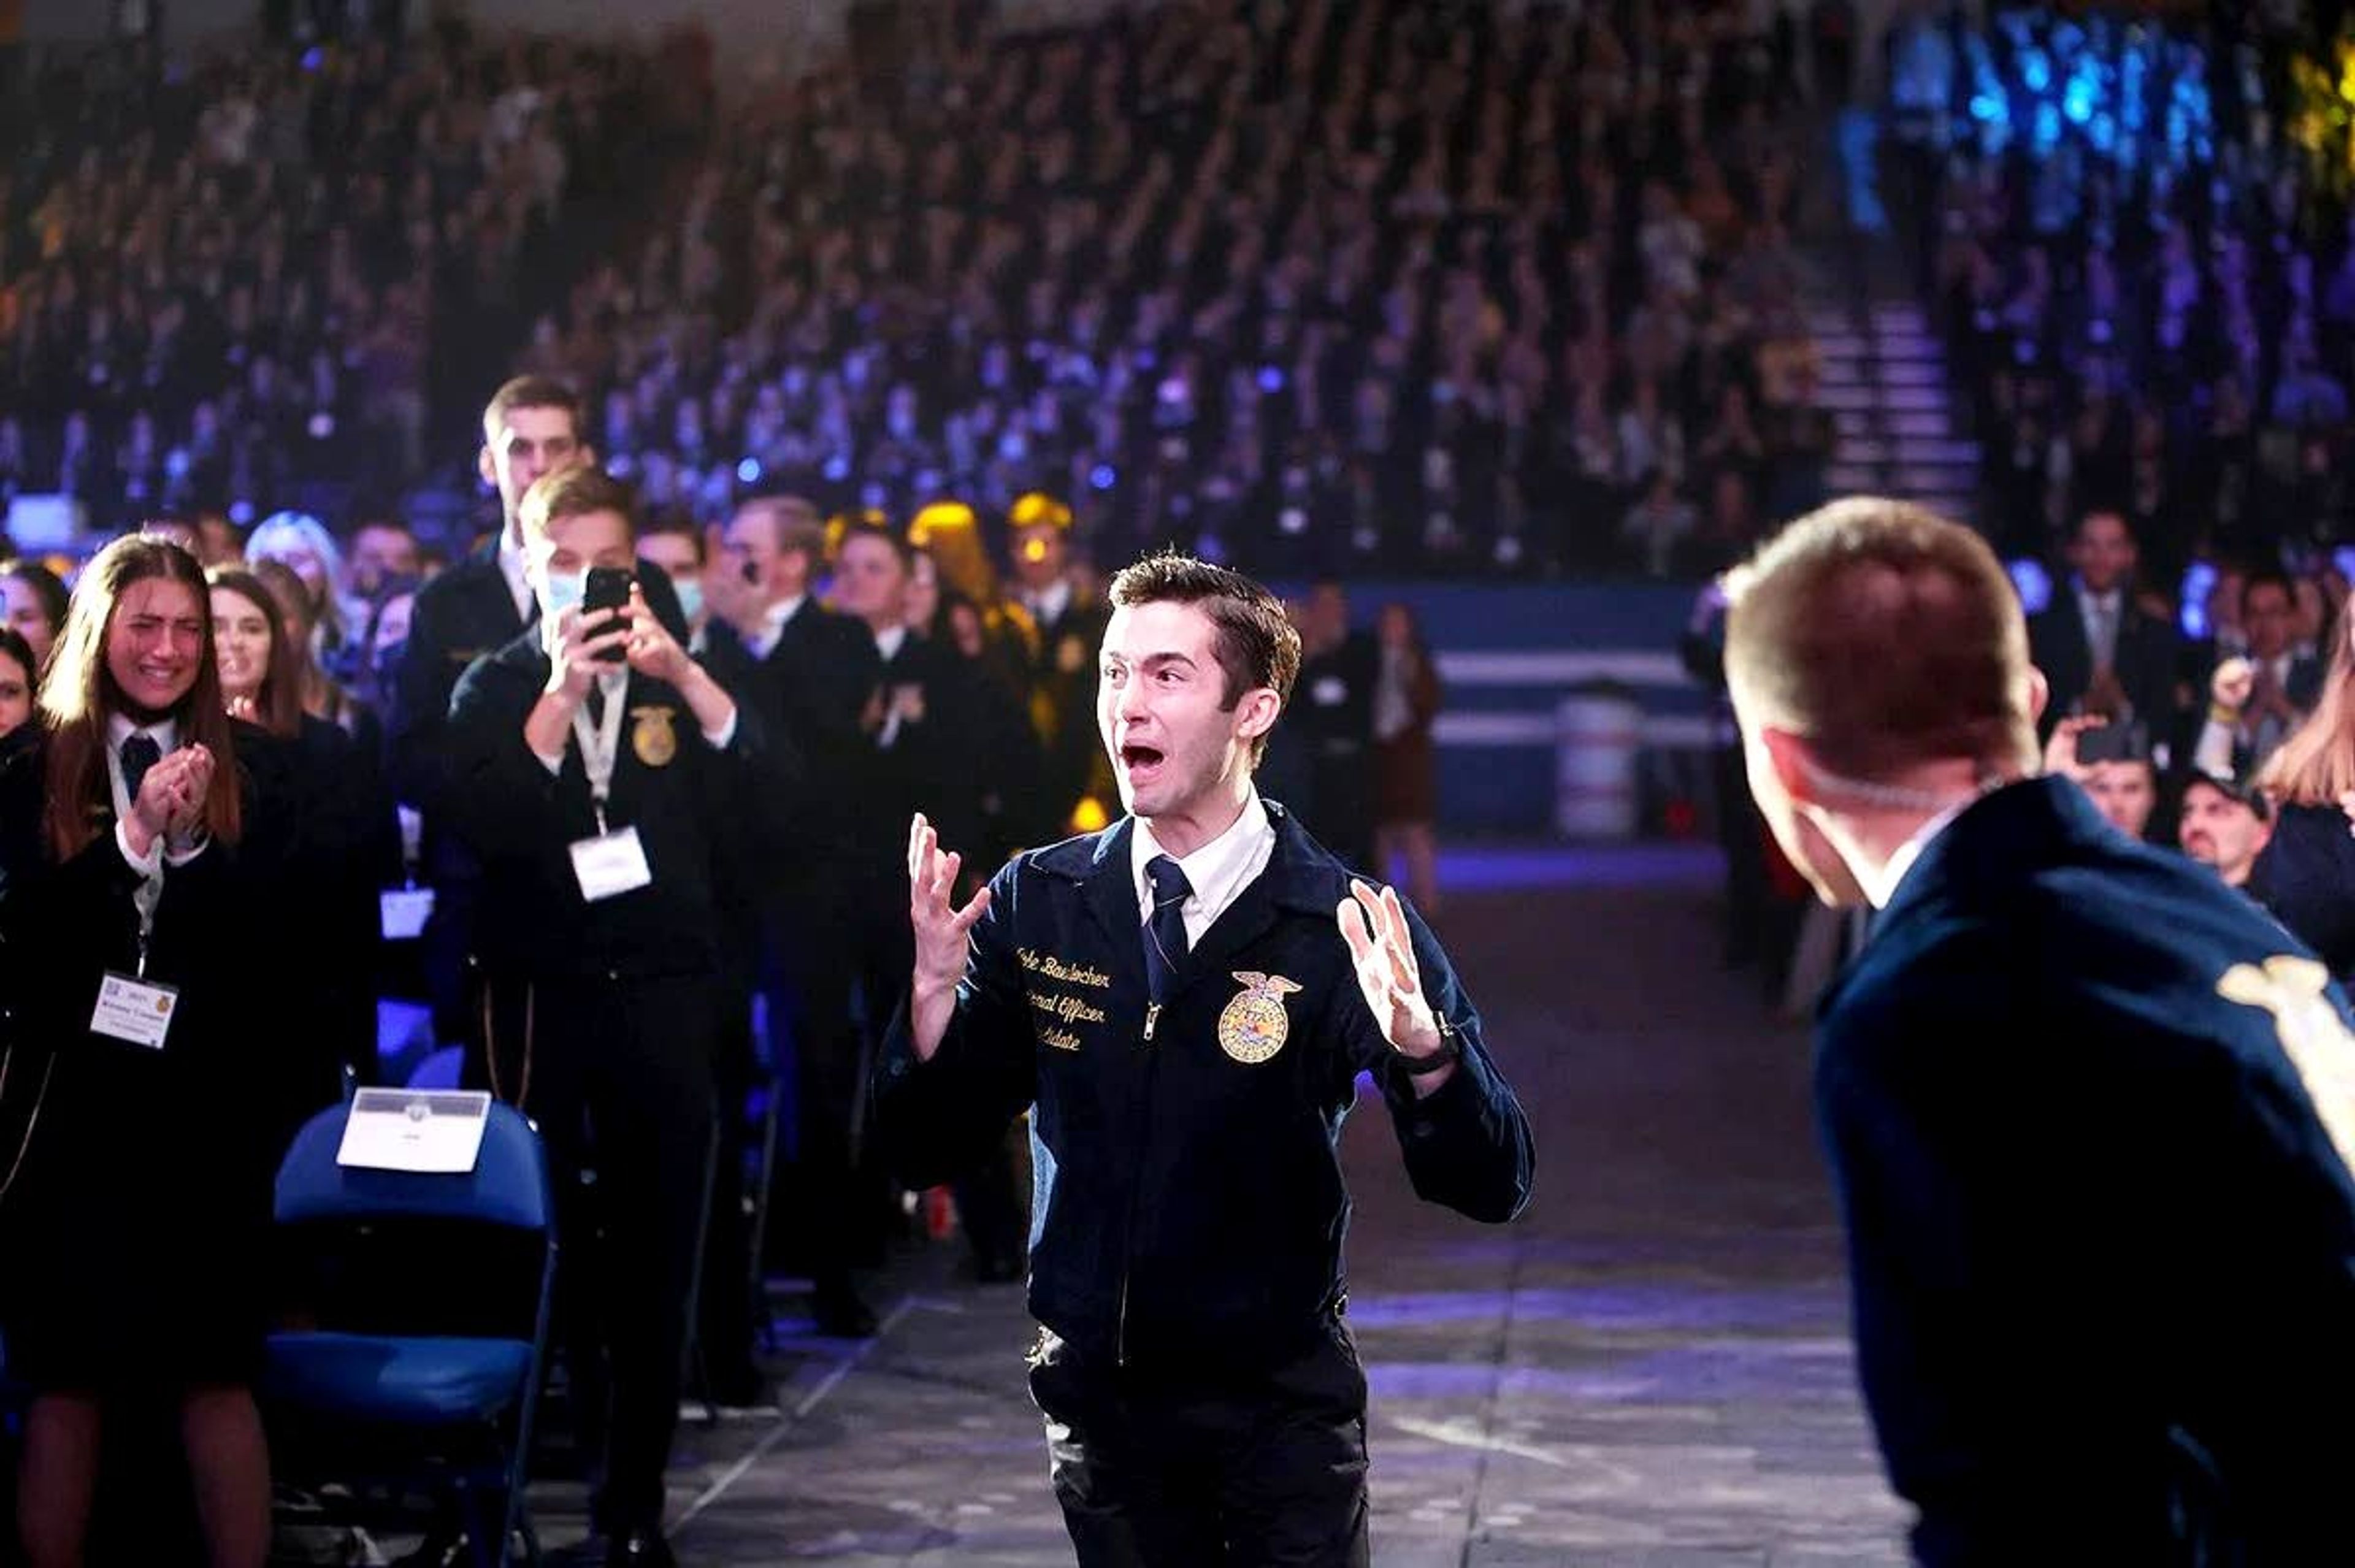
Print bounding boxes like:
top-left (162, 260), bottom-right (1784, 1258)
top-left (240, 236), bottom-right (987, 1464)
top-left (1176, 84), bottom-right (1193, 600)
top-left (605, 1526), bottom-right (676, 1567)
top-left (811, 1280), bottom-right (878, 1338)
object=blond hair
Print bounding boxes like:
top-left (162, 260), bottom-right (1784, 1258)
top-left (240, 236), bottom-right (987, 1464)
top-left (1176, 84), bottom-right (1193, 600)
top-left (2259, 602), bottom-right (2355, 806)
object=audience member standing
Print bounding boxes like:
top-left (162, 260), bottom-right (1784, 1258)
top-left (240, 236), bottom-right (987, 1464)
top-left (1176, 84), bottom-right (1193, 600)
top-left (2026, 511), bottom-right (2181, 738)
top-left (1292, 580), bottom-right (1381, 875)
top-left (704, 493), bottom-right (883, 1336)
top-left (1004, 492), bottom-right (1112, 842)
top-left (0, 537), bottom-right (290, 1568)
top-left (1372, 601), bottom-right (1445, 914)
top-left (445, 467), bottom-right (773, 1567)
top-left (2251, 604), bottom-right (2355, 982)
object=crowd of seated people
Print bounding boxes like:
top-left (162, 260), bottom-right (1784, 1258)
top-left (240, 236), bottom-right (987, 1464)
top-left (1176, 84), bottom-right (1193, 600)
top-left (7, 0), bottom-right (1832, 581)
top-left (555, 0), bottom-right (1834, 579)
top-left (0, 17), bottom-right (708, 534)
top-left (1890, 6), bottom-right (2352, 585)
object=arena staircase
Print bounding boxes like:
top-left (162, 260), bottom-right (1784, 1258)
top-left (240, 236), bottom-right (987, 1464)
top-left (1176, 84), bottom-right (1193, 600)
top-left (1805, 286), bottom-right (1980, 526)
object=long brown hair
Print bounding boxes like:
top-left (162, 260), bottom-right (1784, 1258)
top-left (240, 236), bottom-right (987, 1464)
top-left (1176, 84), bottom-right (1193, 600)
top-left (2259, 597), bottom-right (2355, 807)
top-left (250, 557), bottom-right (355, 730)
top-left (41, 537), bottom-right (243, 861)
top-left (206, 568), bottom-right (306, 739)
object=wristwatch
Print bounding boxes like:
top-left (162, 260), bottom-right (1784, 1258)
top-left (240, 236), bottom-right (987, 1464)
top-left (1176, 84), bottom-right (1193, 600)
top-left (1397, 1015), bottom-right (1461, 1076)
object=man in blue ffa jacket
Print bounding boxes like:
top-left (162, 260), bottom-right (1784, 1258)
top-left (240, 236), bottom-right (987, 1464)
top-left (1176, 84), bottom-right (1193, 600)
top-left (443, 465), bottom-right (780, 1568)
top-left (1723, 496), bottom-right (2355, 1566)
top-left (388, 375), bottom-right (687, 1073)
top-left (875, 552), bottom-right (1533, 1567)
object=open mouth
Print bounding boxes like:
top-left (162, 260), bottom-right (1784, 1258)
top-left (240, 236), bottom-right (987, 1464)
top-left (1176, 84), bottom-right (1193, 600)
top-left (1119, 741), bottom-right (1166, 780)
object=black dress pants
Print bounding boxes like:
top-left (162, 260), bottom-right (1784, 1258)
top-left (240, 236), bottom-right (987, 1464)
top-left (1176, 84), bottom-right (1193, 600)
top-left (509, 971), bottom-right (718, 1534)
top-left (1027, 1323), bottom-right (1371, 1568)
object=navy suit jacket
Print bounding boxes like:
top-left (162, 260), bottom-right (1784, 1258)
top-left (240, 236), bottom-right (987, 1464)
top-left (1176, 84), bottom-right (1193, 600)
top-left (1820, 777), bottom-right (2355, 1565)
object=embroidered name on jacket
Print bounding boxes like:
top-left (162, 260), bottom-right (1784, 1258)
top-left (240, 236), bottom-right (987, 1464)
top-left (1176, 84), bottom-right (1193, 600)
top-left (1019, 949), bottom-right (1112, 988)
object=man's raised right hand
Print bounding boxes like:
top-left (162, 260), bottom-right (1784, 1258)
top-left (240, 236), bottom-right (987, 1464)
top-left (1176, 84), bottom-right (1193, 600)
top-left (908, 812), bottom-right (992, 1060)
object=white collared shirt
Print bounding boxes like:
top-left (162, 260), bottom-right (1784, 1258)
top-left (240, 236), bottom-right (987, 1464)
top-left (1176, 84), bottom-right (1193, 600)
top-left (1025, 578), bottom-right (1074, 629)
top-left (1871, 793), bottom-right (1980, 911)
top-left (497, 533), bottom-right (533, 625)
top-left (875, 624), bottom-right (908, 664)
top-left (747, 594), bottom-right (806, 661)
top-left (1132, 789), bottom-right (1277, 947)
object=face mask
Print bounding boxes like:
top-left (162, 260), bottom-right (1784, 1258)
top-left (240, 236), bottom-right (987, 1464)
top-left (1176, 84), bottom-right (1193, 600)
top-left (542, 570), bottom-right (586, 620)
top-left (672, 578), bottom-right (705, 625)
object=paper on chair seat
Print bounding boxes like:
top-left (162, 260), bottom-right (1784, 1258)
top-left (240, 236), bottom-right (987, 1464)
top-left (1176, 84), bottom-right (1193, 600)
top-left (337, 1088), bottom-right (492, 1173)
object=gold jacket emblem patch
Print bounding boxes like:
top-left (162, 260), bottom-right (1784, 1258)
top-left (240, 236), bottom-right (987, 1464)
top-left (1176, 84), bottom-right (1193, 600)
top-left (630, 705), bottom-right (678, 767)
top-left (1219, 971), bottom-right (1303, 1065)
top-left (2218, 954), bottom-right (2355, 1175)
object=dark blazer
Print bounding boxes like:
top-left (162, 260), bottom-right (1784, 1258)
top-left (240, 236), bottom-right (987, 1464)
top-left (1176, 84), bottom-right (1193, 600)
top-left (2026, 589), bottom-right (2182, 736)
top-left (2251, 801), bottom-right (2355, 985)
top-left (0, 721), bottom-right (304, 1388)
top-left (702, 598), bottom-right (881, 867)
top-left (1818, 776), bottom-right (2355, 1565)
top-left (442, 629), bottom-right (786, 984)
top-left (1011, 587), bottom-right (1113, 842)
top-left (874, 802), bottom-right (1533, 1373)
top-left (388, 539), bottom-right (690, 831)
top-left (845, 630), bottom-right (988, 877)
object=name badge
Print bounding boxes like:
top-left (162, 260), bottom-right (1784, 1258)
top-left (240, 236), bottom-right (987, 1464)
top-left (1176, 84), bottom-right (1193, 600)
top-left (337, 1088), bottom-right (492, 1174)
top-left (381, 887), bottom-right (436, 941)
top-left (92, 971), bottom-right (180, 1050)
top-left (570, 826), bottom-right (653, 902)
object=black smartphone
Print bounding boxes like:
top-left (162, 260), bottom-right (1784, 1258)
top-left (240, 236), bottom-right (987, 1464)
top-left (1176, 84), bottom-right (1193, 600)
top-left (583, 566), bottom-right (635, 662)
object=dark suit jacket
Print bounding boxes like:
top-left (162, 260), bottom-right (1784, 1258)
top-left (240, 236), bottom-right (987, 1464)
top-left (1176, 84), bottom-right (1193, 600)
top-left (2026, 591), bottom-right (2181, 738)
top-left (702, 598), bottom-right (881, 871)
top-left (442, 629), bottom-right (784, 984)
top-left (1818, 777), bottom-right (2355, 1564)
top-left (1012, 587), bottom-right (1112, 841)
top-left (2251, 801), bottom-right (2355, 985)
top-left (387, 540), bottom-right (689, 833)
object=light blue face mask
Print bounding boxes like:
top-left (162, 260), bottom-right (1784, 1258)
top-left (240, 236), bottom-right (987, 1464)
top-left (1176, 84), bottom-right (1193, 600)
top-left (542, 570), bottom-right (586, 621)
top-left (672, 578), bottom-right (705, 626)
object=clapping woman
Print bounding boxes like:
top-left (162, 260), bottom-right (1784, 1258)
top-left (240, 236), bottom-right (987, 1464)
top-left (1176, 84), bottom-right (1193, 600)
top-left (0, 537), bottom-right (278, 1568)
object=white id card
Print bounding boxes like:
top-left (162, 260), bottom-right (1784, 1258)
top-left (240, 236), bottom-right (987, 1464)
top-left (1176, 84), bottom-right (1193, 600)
top-left (337, 1088), bottom-right (492, 1174)
top-left (381, 887), bottom-right (436, 941)
top-left (91, 971), bottom-right (180, 1050)
top-left (570, 825), bottom-right (653, 901)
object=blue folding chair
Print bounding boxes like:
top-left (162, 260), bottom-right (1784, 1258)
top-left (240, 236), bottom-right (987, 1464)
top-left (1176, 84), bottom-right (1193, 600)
top-left (264, 1098), bottom-right (556, 1567)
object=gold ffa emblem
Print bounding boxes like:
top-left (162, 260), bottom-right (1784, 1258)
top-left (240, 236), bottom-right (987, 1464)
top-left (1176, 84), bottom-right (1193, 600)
top-left (2218, 955), bottom-right (2355, 1175)
top-left (1219, 971), bottom-right (1303, 1065)
top-left (1057, 635), bottom-right (1087, 675)
top-left (630, 705), bottom-right (678, 768)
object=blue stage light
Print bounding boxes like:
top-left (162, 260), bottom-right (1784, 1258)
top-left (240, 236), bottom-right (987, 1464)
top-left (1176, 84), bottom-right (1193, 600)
top-left (737, 458), bottom-right (762, 484)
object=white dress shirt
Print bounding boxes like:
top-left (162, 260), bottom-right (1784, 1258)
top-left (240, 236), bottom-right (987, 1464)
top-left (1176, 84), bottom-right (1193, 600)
top-left (746, 594), bottom-right (807, 662)
top-left (497, 534), bottom-right (534, 625)
top-left (1024, 578), bottom-right (1074, 630)
top-left (1132, 790), bottom-right (1277, 947)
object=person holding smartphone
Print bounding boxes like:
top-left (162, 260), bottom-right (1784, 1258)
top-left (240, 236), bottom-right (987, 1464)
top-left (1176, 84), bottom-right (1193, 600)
top-left (444, 465), bottom-right (786, 1568)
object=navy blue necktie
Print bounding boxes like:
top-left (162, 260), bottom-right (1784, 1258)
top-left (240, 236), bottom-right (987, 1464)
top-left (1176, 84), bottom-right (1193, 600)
top-left (120, 733), bottom-right (161, 802)
top-left (1143, 854), bottom-right (1192, 1006)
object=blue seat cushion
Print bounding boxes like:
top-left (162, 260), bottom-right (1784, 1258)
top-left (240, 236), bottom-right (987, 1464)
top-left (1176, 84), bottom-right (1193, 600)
top-left (264, 1333), bottom-right (532, 1426)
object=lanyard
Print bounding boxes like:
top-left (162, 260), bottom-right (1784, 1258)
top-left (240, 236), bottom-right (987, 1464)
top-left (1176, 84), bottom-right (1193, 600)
top-left (107, 733), bottom-right (166, 977)
top-left (569, 677), bottom-right (629, 835)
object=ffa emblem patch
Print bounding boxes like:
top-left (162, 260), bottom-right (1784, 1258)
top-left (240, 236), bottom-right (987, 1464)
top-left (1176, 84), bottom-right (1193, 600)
top-left (1219, 971), bottom-right (1303, 1065)
top-left (2218, 954), bottom-right (2355, 1175)
top-left (630, 705), bottom-right (678, 767)
top-left (1057, 635), bottom-right (1087, 675)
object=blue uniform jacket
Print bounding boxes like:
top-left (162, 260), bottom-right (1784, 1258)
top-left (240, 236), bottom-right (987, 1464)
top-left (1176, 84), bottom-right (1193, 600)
top-left (875, 801), bottom-right (1533, 1372)
top-left (1819, 776), bottom-right (2355, 1565)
